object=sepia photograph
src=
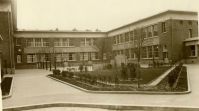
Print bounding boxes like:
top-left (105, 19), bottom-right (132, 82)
top-left (1, 0), bottom-right (199, 110)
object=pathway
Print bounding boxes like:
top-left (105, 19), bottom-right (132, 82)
top-left (3, 64), bottom-right (199, 109)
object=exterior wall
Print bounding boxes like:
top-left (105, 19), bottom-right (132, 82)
top-left (14, 32), bottom-right (109, 69)
top-left (0, 11), bottom-right (15, 73)
top-left (13, 10), bottom-right (199, 68)
top-left (107, 11), bottom-right (198, 64)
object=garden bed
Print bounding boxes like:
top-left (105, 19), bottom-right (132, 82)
top-left (48, 64), bottom-right (189, 92)
top-left (1, 77), bottom-right (13, 96)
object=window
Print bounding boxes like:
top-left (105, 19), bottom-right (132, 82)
top-left (17, 55), bottom-right (22, 63)
top-left (153, 45), bottom-right (159, 57)
top-left (16, 39), bottom-right (21, 46)
top-left (114, 36), bottom-right (117, 44)
top-left (125, 49), bottom-right (130, 58)
top-left (153, 24), bottom-right (158, 36)
top-left (43, 38), bottom-right (50, 47)
top-left (62, 38), bottom-right (69, 46)
top-left (190, 45), bottom-right (196, 56)
top-left (188, 21), bottom-right (192, 25)
top-left (35, 38), bottom-right (42, 47)
top-left (54, 38), bottom-right (61, 47)
top-left (80, 52), bottom-right (89, 61)
top-left (27, 54), bottom-right (37, 63)
top-left (147, 26), bottom-right (152, 37)
top-left (143, 28), bottom-right (147, 38)
top-left (68, 53), bottom-right (76, 61)
top-left (56, 54), bottom-right (62, 62)
top-left (188, 29), bottom-right (193, 38)
top-left (120, 34), bottom-right (124, 43)
top-left (142, 47), bottom-right (147, 58)
top-left (130, 31), bottom-right (134, 41)
top-left (103, 53), bottom-right (107, 60)
top-left (26, 38), bottom-right (34, 47)
top-left (148, 46), bottom-right (153, 58)
top-left (179, 20), bottom-right (183, 25)
top-left (91, 52), bottom-right (99, 60)
top-left (162, 22), bottom-right (166, 33)
top-left (125, 32), bottom-right (130, 42)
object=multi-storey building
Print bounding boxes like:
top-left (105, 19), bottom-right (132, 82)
top-left (14, 30), bottom-right (111, 68)
top-left (13, 10), bottom-right (198, 69)
top-left (108, 10), bottom-right (198, 64)
top-left (0, 0), bottom-right (16, 74)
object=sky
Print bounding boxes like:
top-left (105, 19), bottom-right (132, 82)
top-left (17, 0), bottom-right (199, 31)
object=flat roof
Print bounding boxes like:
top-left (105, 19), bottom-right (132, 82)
top-left (108, 10), bottom-right (198, 33)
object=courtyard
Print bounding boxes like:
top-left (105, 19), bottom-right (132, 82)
top-left (2, 64), bottom-right (199, 110)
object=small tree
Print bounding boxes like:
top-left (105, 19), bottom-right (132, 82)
top-left (79, 64), bottom-right (83, 72)
top-left (121, 63), bottom-right (128, 80)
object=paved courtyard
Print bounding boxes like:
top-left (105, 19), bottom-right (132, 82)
top-left (3, 64), bottom-right (199, 110)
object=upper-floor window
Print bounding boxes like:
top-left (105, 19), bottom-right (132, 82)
top-left (43, 38), bottom-right (50, 47)
top-left (125, 32), bottom-right (130, 42)
top-left (54, 38), bottom-right (62, 47)
top-left (147, 26), bottom-right (153, 37)
top-left (120, 34), bottom-right (124, 43)
top-left (130, 31), bottom-right (134, 41)
top-left (162, 22), bottom-right (166, 33)
top-left (143, 28), bottom-right (147, 39)
top-left (188, 29), bottom-right (193, 38)
top-left (114, 36), bottom-right (117, 44)
top-left (153, 24), bottom-right (158, 36)
top-left (68, 53), bottom-right (76, 61)
top-left (35, 38), bottom-right (42, 47)
top-left (16, 39), bottom-right (22, 46)
top-left (26, 38), bottom-right (34, 47)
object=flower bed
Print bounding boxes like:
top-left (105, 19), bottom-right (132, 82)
top-left (48, 63), bottom-right (188, 92)
top-left (1, 77), bottom-right (13, 96)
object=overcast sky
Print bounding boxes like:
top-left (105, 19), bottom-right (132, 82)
top-left (17, 0), bottom-right (199, 31)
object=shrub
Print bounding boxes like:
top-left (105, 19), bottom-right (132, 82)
top-left (79, 64), bottom-right (83, 72)
top-left (53, 69), bottom-right (60, 75)
top-left (61, 71), bottom-right (68, 77)
top-left (68, 72), bottom-right (74, 78)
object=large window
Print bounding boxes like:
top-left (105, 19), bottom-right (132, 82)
top-left (130, 31), bottom-right (134, 41)
top-left (153, 24), bottom-right (158, 36)
top-left (114, 36), bottom-right (117, 44)
top-left (147, 26), bottom-right (153, 37)
top-left (153, 45), bottom-right (159, 57)
top-left (143, 28), bottom-right (147, 38)
top-left (54, 38), bottom-right (61, 47)
top-left (27, 54), bottom-right (37, 63)
top-left (26, 38), bottom-right (34, 47)
top-left (91, 52), bottom-right (99, 60)
top-left (43, 38), bottom-right (50, 47)
top-left (190, 45), bottom-right (196, 56)
top-left (17, 55), bottom-right (22, 63)
top-left (125, 32), bottom-right (130, 42)
top-left (142, 47), bottom-right (147, 58)
top-left (35, 38), bottom-right (42, 47)
top-left (120, 34), bottom-right (124, 43)
top-left (68, 53), bottom-right (76, 61)
top-left (80, 52), bottom-right (89, 61)
top-left (148, 46), bottom-right (153, 58)
top-left (188, 29), bottom-right (193, 38)
top-left (56, 54), bottom-right (62, 62)
top-left (162, 22), bottom-right (166, 33)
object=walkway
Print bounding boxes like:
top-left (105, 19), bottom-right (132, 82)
top-left (3, 64), bottom-right (199, 109)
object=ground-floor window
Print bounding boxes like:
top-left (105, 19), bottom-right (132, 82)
top-left (153, 45), bottom-right (159, 57)
top-left (142, 47), bottom-right (147, 58)
top-left (91, 52), bottom-right (99, 60)
top-left (80, 52), bottom-right (89, 61)
top-left (17, 55), bottom-right (22, 63)
top-left (68, 53), bottom-right (76, 61)
top-left (148, 46), bottom-right (153, 58)
top-left (27, 54), bottom-right (37, 63)
top-left (190, 45), bottom-right (196, 56)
